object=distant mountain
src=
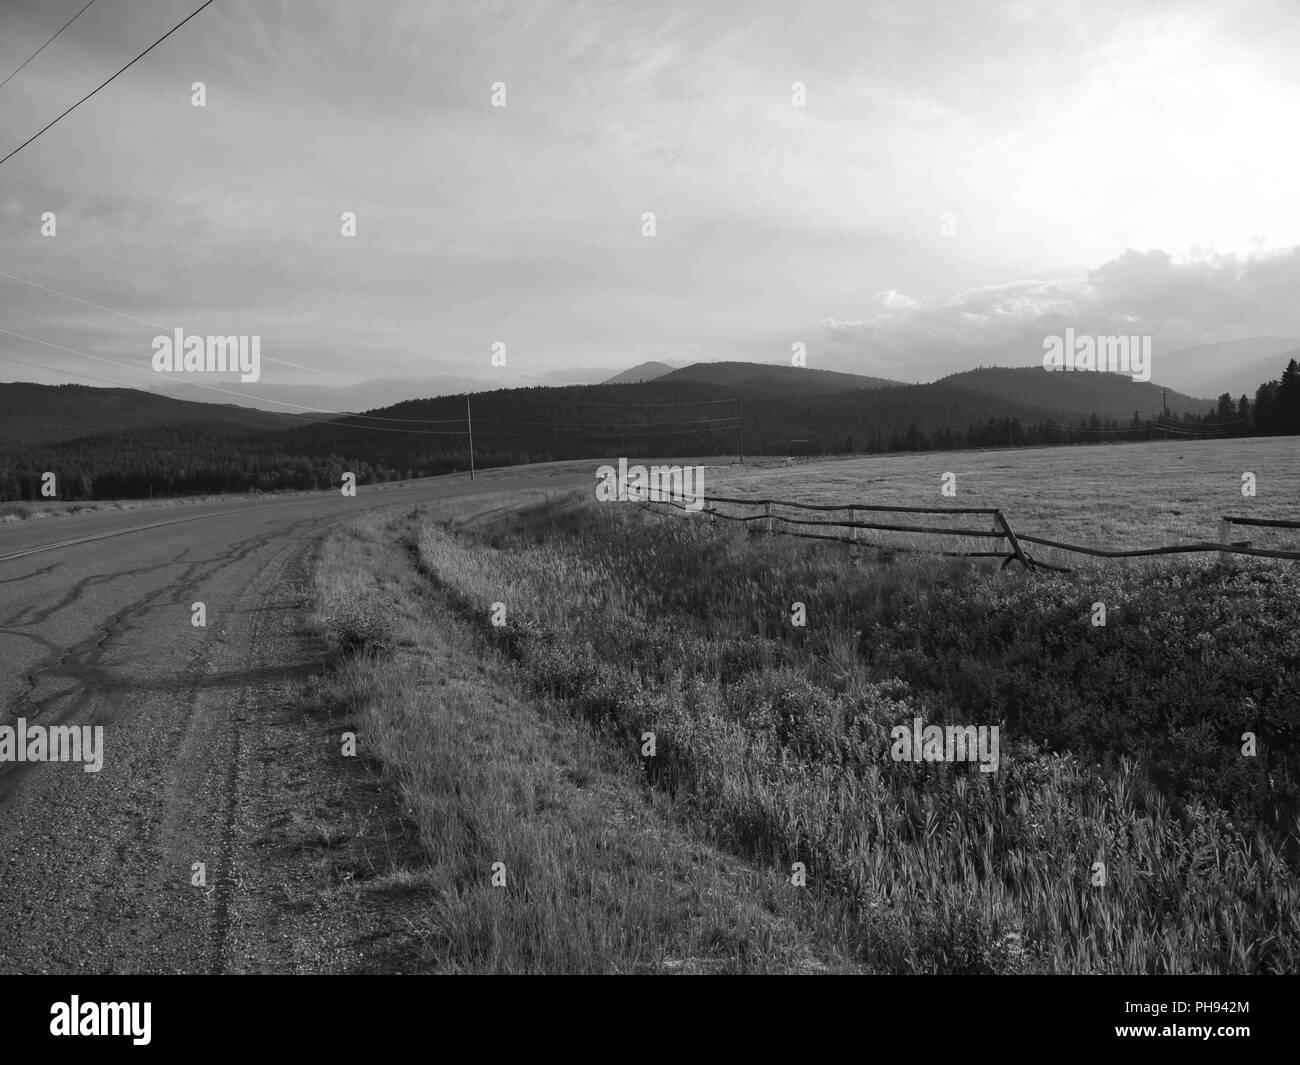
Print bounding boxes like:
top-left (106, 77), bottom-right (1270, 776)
top-left (287, 376), bottom-right (1084, 467)
top-left (151, 374), bottom-right (502, 414)
top-left (4, 367), bottom-right (1273, 502)
top-left (0, 382), bottom-right (299, 446)
top-left (532, 367), bottom-right (629, 386)
top-left (603, 361), bottom-right (675, 385)
top-left (153, 367), bottom-right (668, 413)
top-left (1160, 337), bottom-right (1300, 394)
top-left (662, 362), bottom-right (901, 395)
top-left (1184, 348), bottom-right (1300, 401)
top-left (939, 367), bottom-right (1213, 421)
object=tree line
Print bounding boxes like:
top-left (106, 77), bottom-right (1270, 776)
top-left (3, 360), bottom-right (1298, 502)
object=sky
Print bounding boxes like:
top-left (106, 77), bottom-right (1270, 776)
top-left (1, 0), bottom-right (1299, 406)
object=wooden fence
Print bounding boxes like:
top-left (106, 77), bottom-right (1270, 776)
top-left (643, 493), bottom-right (1300, 571)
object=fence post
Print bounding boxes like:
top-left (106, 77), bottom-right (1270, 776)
top-left (848, 506), bottom-right (857, 558)
top-left (1218, 517), bottom-right (1231, 564)
top-left (992, 515), bottom-right (1005, 563)
top-left (765, 501), bottom-right (774, 536)
top-left (994, 509), bottom-right (1032, 570)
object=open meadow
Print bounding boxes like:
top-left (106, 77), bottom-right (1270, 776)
top-left (705, 437), bottom-right (1300, 567)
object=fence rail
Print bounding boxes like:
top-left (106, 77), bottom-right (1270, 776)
top-left (643, 493), bottom-right (1300, 570)
top-left (1222, 515), bottom-right (1300, 529)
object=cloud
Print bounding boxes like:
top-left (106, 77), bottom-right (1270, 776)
top-left (3, 0), bottom-right (1299, 393)
top-left (820, 245), bottom-right (1300, 378)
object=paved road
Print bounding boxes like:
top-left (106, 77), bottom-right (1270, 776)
top-left (0, 471), bottom-right (586, 973)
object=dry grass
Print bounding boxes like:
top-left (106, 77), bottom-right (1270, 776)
top-left (301, 437), bottom-right (1300, 973)
top-left (406, 492), bottom-right (1300, 974)
top-left (704, 437), bottom-right (1300, 568)
top-left (310, 509), bottom-right (857, 973)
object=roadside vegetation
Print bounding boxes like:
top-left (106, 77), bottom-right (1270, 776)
top-left (395, 494), bottom-right (1299, 973)
top-left (310, 483), bottom-right (1299, 973)
top-left (0, 491), bottom-right (286, 522)
top-left (311, 506), bottom-right (857, 973)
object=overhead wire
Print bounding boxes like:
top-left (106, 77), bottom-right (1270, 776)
top-left (0, 327), bottom-right (742, 440)
top-left (0, 0), bottom-right (98, 91)
top-left (0, 0), bottom-right (217, 169)
top-left (0, 268), bottom-right (356, 381)
top-left (0, 327), bottom-right (465, 434)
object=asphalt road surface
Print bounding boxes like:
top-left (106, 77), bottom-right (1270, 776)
top-left (0, 471), bottom-right (587, 973)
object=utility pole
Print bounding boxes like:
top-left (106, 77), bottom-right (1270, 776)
top-left (466, 397), bottom-right (476, 481)
top-left (1162, 389), bottom-right (1168, 441)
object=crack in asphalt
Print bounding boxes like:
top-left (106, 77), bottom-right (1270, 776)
top-left (0, 475), bottom-right (588, 973)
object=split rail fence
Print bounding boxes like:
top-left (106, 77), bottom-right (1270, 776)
top-left (643, 493), bottom-right (1300, 571)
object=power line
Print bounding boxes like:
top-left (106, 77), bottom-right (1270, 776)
top-left (328, 415), bottom-right (741, 438)
top-left (338, 398), bottom-right (741, 425)
top-left (0, 267), bottom-right (365, 384)
top-left (0, 351), bottom-right (146, 391)
top-left (457, 414), bottom-right (740, 428)
top-left (0, 267), bottom-right (162, 329)
top-left (0, 0), bottom-right (98, 91)
top-left (0, 272), bottom-right (778, 410)
top-left (0, 341), bottom-right (740, 443)
top-left (0, 271), bottom-right (721, 403)
top-left (0, 0), bottom-right (217, 169)
top-left (466, 396), bottom-right (475, 481)
top-left (0, 272), bottom-right (747, 415)
top-left (5, 321), bottom-right (1233, 443)
top-left (0, 327), bottom-right (469, 435)
top-left (469, 423), bottom-right (739, 439)
top-left (0, 317), bottom-right (736, 430)
top-left (323, 413), bottom-right (467, 426)
top-left (536, 396), bottom-right (738, 409)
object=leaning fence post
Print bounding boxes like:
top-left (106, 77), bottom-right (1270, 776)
top-left (995, 509), bottom-right (1032, 570)
top-left (1218, 517), bottom-right (1232, 564)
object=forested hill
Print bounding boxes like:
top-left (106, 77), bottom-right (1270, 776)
top-left (0, 381), bottom-right (301, 446)
top-left (660, 362), bottom-right (901, 394)
top-left (8, 357), bottom-right (1299, 502)
top-left (274, 377), bottom-right (1080, 470)
top-left (940, 367), bottom-right (1210, 421)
